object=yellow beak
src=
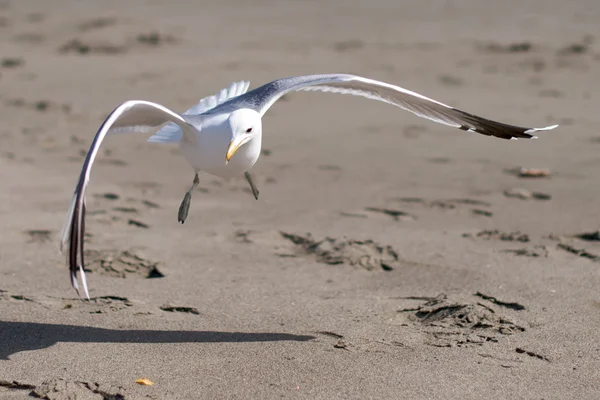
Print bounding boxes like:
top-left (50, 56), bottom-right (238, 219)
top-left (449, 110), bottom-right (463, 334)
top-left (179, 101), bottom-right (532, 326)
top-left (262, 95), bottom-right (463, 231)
top-left (225, 136), bottom-right (248, 164)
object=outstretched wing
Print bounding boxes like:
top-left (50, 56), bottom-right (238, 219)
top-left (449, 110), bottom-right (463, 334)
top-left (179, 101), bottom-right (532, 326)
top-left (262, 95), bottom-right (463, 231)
top-left (233, 74), bottom-right (557, 140)
top-left (59, 100), bottom-right (199, 299)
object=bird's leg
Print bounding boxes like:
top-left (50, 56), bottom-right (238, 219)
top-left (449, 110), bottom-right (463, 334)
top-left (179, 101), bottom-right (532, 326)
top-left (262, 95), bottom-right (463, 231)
top-left (244, 171), bottom-right (259, 200)
top-left (178, 173), bottom-right (199, 224)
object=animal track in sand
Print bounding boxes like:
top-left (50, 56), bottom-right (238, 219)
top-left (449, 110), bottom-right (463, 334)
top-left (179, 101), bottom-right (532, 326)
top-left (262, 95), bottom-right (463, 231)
top-left (5, 97), bottom-right (70, 113)
top-left (313, 331), bottom-right (408, 355)
top-left (556, 243), bottom-right (600, 263)
top-left (394, 197), bottom-right (491, 209)
top-left (478, 41), bottom-right (534, 54)
top-left (279, 232), bottom-right (399, 271)
top-left (83, 249), bottom-right (165, 279)
top-left (391, 197), bottom-right (493, 218)
top-left (1, 57), bottom-right (24, 68)
top-left (58, 31), bottom-right (178, 56)
top-left (398, 294), bottom-right (525, 348)
top-left (235, 230), bottom-right (399, 271)
top-left (548, 230), bottom-right (600, 260)
top-left (0, 380), bottom-right (36, 391)
top-left (94, 192), bottom-right (120, 201)
top-left (463, 229), bottom-right (530, 243)
top-left (77, 17), bottom-right (117, 32)
top-left (364, 207), bottom-right (417, 222)
top-left (471, 209), bottom-right (493, 217)
top-left (70, 147), bottom-right (127, 166)
top-left (28, 378), bottom-right (132, 400)
top-left (76, 296), bottom-right (133, 314)
top-left (86, 193), bottom-right (155, 230)
top-left (93, 192), bottom-right (161, 210)
top-left (502, 246), bottom-right (549, 258)
top-left (473, 40), bottom-right (593, 76)
top-left (160, 304), bottom-right (201, 315)
top-left (127, 219), bottom-right (149, 229)
top-left (2, 288), bottom-right (205, 318)
top-left (474, 292), bottom-right (525, 311)
top-left (464, 230), bottom-right (548, 258)
top-left (22, 229), bottom-right (52, 243)
top-left (0, 290), bottom-right (36, 303)
top-left (515, 347), bottom-right (551, 362)
top-left (0, 290), bottom-right (134, 314)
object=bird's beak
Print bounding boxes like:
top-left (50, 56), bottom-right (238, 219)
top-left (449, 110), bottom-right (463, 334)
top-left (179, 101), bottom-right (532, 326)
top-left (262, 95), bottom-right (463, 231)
top-left (225, 136), bottom-right (248, 164)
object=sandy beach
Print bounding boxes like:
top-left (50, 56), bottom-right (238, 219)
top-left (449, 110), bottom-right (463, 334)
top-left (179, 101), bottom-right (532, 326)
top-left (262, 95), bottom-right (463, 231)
top-left (1, 0), bottom-right (599, 398)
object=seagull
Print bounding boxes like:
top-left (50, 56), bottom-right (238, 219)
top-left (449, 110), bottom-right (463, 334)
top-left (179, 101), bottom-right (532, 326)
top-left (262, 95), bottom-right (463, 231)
top-left (59, 73), bottom-right (558, 299)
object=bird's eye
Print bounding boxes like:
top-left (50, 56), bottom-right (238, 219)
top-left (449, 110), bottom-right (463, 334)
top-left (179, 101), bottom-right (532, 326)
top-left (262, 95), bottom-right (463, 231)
top-left (246, 127), bottom-right (253, 133)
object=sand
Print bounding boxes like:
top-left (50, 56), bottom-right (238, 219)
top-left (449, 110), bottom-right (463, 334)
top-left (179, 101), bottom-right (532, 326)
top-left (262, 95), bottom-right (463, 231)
top-left (1, 0), bottom-right (599, 398)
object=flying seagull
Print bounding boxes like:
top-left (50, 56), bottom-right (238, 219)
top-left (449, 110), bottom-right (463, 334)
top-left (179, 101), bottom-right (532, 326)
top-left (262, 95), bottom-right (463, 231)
top-left (59, 73), bottom-right (558, 299)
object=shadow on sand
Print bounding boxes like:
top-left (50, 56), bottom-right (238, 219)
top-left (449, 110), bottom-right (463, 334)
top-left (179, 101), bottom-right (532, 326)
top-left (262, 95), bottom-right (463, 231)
top-left (0, 321), bottom-right (316, 359)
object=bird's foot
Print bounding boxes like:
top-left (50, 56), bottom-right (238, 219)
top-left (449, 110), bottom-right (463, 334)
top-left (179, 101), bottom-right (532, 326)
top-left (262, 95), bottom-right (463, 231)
top-left (244, 171), bottom-right (260, 200)
top-left (178, 191), bottom-right (192, 224)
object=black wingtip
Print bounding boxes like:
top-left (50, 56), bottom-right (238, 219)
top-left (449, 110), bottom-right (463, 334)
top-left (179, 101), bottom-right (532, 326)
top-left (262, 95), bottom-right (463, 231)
top-left (454, 109), bottom-right (558, 140)
top-left (67, 192), bottom-right (91, 300)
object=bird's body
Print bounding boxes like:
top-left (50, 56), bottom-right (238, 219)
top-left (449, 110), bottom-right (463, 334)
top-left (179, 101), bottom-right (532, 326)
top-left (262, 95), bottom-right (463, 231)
top-left (60, 73), bottom-right (558, 299)
top-left (178, 112), bottom-right (262, 178)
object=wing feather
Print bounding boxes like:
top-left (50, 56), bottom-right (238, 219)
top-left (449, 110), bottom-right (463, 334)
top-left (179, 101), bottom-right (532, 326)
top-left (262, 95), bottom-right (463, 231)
top-left (60, 100), bottom-right (198, 299)
top-left (148, 80), bottom-right (250, 144)
top-left (239, 74), bottom-right (557, 140)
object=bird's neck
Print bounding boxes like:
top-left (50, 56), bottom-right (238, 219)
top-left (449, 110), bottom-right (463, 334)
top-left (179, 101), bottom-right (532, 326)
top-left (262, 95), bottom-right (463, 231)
top-left (243, 134), bottom-right (262, 167)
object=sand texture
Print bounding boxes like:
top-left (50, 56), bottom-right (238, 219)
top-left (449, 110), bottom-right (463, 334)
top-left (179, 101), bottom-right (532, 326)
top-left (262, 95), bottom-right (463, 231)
top-left (1, 0), bottom-right (599, 398)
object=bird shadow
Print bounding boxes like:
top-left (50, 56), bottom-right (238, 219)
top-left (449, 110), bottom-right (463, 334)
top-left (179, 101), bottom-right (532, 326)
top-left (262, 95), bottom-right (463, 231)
top-left (0, 321), bottom-right (316, 360)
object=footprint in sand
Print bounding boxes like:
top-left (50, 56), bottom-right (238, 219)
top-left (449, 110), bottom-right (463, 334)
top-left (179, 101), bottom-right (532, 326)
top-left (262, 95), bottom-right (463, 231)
top-left (235, 230), bottom-right (399, 271)
top-left (88, 192), bottom-right (155, 229)
top-left (397, 293), bottom-right (526, 348)
top-left (390, 197), bottom-right (493, 218)
top-left (22, 229), bottom-right (52, 243)
top-left (82, 249), bottom-right (165, 279)
top-left (463, 229), bottom-right (530, 243)
top-left (0, 290), bottom-right (134, 314)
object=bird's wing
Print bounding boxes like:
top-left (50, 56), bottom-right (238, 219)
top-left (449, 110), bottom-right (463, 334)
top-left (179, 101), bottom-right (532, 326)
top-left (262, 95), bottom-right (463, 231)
top-left (239, 74), bottom-right (557, 140)
top-left (148, 80), bottom-right (250, 143)
top-left (185, 80), bottom-right (251, 115)
top-left (59, 100), bottom-right (199, 299)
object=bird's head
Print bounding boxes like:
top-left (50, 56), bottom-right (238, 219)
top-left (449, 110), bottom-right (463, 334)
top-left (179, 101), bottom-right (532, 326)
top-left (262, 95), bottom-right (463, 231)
top-left (226, 109), bottom-right (262, 164)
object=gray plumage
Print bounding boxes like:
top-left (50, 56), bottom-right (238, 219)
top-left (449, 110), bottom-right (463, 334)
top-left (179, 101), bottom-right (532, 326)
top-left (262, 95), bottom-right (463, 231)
top-left (205, 74), bottom-right (557, 140)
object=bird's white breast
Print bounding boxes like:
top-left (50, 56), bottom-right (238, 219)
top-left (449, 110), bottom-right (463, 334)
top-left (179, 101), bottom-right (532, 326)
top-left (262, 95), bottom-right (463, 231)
top-left (179, 114), bottom-right (261, 178)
